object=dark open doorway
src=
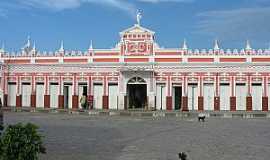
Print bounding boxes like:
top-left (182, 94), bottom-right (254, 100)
top-left (173, 86), bottom-right (182, 110)
top-left (83, 86), bottom-right (87, 95)
top-left (126, 77), bottom-right (147, 109)
top-left (81, 85), bottom-right (87, 96)
top-left (63, 83), bottom-right (72, 109)
top-left (127, 84), bottom-right (147, 109)
top-left (63, 85), bottom-right (69, 109)
top-left (78, 83), bottom-right (88, 97)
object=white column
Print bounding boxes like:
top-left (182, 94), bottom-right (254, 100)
top-left (118, 72), bottom-right (125, 110)
top-left (45, 75), bottom-right (49, 95)
top-left (17, 75), bottom-right (21, 96)
top-left (231, 76), bottom-right (235, 97)
top-left (263, 76), bottom-right (267, 97)
top-left (88, 76), bottom-right (92, 95)
top-left (32, 74), bottom-right (36, 94)
top-left (104, 76), bottom-right (108, 96)
top-left (73, 73), bottom-right (77, 95)
top-left (59, 76), bottom-right (63, 95)
top-left (167, 76), bottom-right (171, 96)
top-left (215, 74), bottom-right (219, 97)
top-left (183, 75), bottom-right (187, 96)
top-left (148, 71), bottom-right (155, 109)
top-left (199, 76), bottom-right (203, 97)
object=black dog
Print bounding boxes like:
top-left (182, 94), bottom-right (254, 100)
top-left (178, 152), bottom-right (187, 160)
top-left (198, 113), bottom-right (206, 122)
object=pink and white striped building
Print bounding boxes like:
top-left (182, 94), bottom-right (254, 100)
top-left (0, 21), bottom-right (270, 112)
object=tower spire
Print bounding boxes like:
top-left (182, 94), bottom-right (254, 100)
top-left (245, 40), bottom-right (252, 50)
top-left (0, 43), bottom-right (4, 57)
top-left (0, 43), bottom-right (4, 51)
top-left (27, 35), bottom-right (31, 48)
top-left (32, 41), bottom-right (36, 52)
top-left (182, 39), bottom-right (188, 50)
top-left (89, 40), bottom-right (93, 50)
top-left (59, 40), bottom-right (64, 52)
top-left (21, 36), bottom-right (32, 55)
top-left (31, 41), bottom-right (37, 56)
top-left (214, 39), bottom-right (220, 50)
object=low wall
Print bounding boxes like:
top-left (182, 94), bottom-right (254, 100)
top-left (2, 107), bottom-right (270, 118)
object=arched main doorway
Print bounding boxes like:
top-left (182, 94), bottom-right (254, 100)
top-left (127, 77), bottom-right (147, 109)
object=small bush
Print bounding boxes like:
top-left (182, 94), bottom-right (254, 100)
top-left (0, 123), bottom-right (46, 160)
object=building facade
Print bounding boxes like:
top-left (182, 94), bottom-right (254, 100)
top-left (0, 21), bottom-right (270, 112)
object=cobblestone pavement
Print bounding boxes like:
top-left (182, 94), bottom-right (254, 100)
top-left (3, 112), bottom-right (270, 160)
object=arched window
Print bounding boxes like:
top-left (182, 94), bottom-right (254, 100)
top-left (128, 77), bottom-right (146, 84)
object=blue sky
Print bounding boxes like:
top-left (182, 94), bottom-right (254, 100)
top-left (0, 0), bottom-right (270, 52)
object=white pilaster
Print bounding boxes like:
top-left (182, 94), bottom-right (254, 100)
top-left (118, 93), bottom-right (126, 110)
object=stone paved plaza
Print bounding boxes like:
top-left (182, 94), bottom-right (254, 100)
top-left (3, 112), bottom-right (270, 160)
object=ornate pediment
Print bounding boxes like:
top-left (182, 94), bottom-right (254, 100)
top-left (119, 24), bottom-right (155, 56)
top-left (120, 24), bottom-right (155, 36)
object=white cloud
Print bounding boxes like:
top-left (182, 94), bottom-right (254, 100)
top-left (20, 0), bottom-right (83, 10)
top-left (93, 0), bottom-right (137, 16)
top-left (15, 0), bottom-right (137, 17)
top-left (195, 7), bottom-right (270, 46)
top-left (0, 0), bottom-right (194, 19)
top-left (138, 0), bottom-right (193, 3)
top-left (12, 0), bottom-right (191, 15)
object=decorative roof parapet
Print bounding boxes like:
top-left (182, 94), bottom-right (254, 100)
top-left (2, 33), bottom-right (270, 57)
top-left (3, 46), bottom-right (270, 57)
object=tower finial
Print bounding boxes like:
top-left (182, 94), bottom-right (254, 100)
top-left (136, 10), bottom-right (142, 26)
top-left (1, 43), bottom-right (4, 50)
top-left (214, 39), bottom-right (220, 50)
top-left (0, 43), bottom-right (4, 53)
top-left (182, 39), bottom-right (188, 50)
top-left (246, 40), bottom-right (252, 50)
top-left (59, 40), bottom-right (64, 52)
top-left (27, 35), bottom-right (31, 48)
top-left (32, 41), bottom-right (36, 52)
top-left (89, 40), bottom-right (93, 50)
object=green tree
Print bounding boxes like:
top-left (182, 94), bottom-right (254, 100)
top-left (0, 123), bottom-right (46, 160)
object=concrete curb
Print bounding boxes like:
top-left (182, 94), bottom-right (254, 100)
top-left (2, 107), bottom-right (270, 118)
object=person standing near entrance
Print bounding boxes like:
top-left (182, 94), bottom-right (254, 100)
top-left (80, 93), bottom-right (87, 110)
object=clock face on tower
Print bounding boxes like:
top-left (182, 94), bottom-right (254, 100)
top-left (126, 42), bottom-right (149, 55)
